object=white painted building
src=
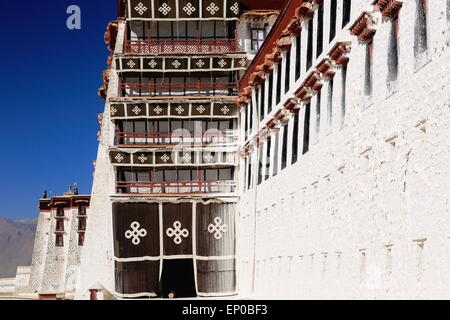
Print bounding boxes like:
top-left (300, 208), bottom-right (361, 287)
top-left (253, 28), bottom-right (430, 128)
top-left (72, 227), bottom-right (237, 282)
top-left (3, 0), bottom-right (444, 300)
top-left (236, 0), bottom-right (450, 299)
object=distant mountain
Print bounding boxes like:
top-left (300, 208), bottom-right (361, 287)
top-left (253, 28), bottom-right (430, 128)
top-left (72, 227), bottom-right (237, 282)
top-left (0, 217), bottom-right (37, 278)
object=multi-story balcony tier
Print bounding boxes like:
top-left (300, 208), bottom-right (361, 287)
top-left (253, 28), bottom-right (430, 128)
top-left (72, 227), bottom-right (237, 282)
top-left (125, 38), bottom-right (240, 54)
top-left (115, 166), bottom-right (236, 195)
top-left (114, 117), bottom-right (238, 147)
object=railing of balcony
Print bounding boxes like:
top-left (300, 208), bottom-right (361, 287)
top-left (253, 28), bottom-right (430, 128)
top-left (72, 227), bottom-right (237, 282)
top-left (119, 82), bottom-right (239, 97)
top-left (125, 39), bottom-right (239, 54)
top-left (116, 180), bottom-right (236, 195)
top-left (115, 131), bottom-right (238, 147)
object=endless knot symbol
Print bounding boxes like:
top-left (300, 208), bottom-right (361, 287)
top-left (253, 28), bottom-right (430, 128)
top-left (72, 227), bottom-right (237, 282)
top-left (196, 59), bottom-right (205, 68)
top-left (229, 2), bottom-right (239, 15)
top-left (154, 105), bottom-right (163, 114)
top-left (206, 3), bottom-right (219, 15)
top-left (183, 3), bottom-right (196, 15)
top-left (159, 3), bottom-right (172, 16)
top-left (127, 60), bottom-right (136, 69)
top-left (175, 105), bottom-right (185, 114)
top-left (115, 153), bottom-right (124, 163)
top-left (138, 154), bottom-right (148, 163)
top-left (166, 221), bottom-right (189, 245)
top-left (125, 222), bottom-right (147, 245)
top-left (148, 59), bottom-right (157, 68)
top-left (197, 105), bottom-right (206, 113)
top-left (161, 154), bottom-right (170, 163)
top-left (172, 60), bottom-right (181, 68)
top-left (132, 106), bottom-right (141, 115)
top-left (208, 217), bottom-right (229, 240)
top-left (135, 2), bottom-right (148, 15)
top-left (110, 106), bottom-right (118, 116)
top-left (204, 153), bottom-right (214, 162)
top-left (182, 153), bottom-right (192, 163)
top-left (239, 58), bottom-right (246, 67)
top-left (218, 59), bottom-right (227, 68)
top-left (221, 105), bottom-right (230, 114)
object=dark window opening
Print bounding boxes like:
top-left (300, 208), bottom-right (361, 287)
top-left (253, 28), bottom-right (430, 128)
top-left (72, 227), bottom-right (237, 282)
top-left (260, 82), bottom-right (266, 118)
top-left (276, 63), bottom-right (282, 104)
top-left (292, 112), bottom-right (300, 164)
top-left (78, 205), bottom-right (87, 216)
top-left (307, 19), bottom-right (314, 70)
top-left (268, 74), bottom-right (274, 114)
top-left (56, 207), bottom-right (65, 217)
top-left (56, 220), bottom-right (64, 232)
top-left (330, 0), bottom-right (337, 42)
top-left (342, 0), bottom-right (352, 28)
top-left (265, 138), bottom-right (272, 180)
top-left (281, 123), bottom-right (289, 170)
top-left (387, 19), bottom-right (399, 89)
top-left (316, 92), bottom-right (322, 137)
top-left (327, 79), bottom-right (334, 128)
top-left (341, 66), bottom-right (348, 123)
top-left (414, 0), bottom-right (428, 60)
top-left (56, 235), bottom-right (64, 247)
top-left (257, 146), bottom-right (264, 185)
top-left (247, 157), bottom-right (252, 189)
top-left (295, 35), bottom-right (302, 80)
top-left (273, 131), bottom-right (280, 177)
top-left (317, 3), bottom-right (324, 57)
top-left (78, 218), bottom-right (87, 231)
top-left (249, 100), bottom-right (254, 133)
top-left (303, 103), bottom-right (311, 154)
top-left (447, 0), bottom-right (450, 45)
top-left (365, 42), bottom-right (373, 96)
top-left (285, 52), bottom-right (291, 93)
top-left (78, 233), bottom-right (85, 246)
top-left (251, 27), bottom-right (266, 51)
top-left (244, 102), bottom-right (251, 140)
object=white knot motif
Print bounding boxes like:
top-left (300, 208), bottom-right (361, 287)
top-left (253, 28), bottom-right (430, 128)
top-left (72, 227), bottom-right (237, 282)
top-left (208, 217), bottom-right (229, 240)
top-left (166, 221), bottom-right (189, 245)
top-left (125, 222), bottom-right (147, 245)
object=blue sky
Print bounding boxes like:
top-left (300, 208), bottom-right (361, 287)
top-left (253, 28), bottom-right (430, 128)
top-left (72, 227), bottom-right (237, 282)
top-left (0, 1), bottom-right (116, 220)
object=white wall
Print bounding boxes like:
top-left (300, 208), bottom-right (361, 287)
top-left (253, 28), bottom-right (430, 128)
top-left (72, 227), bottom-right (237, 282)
top-left (237, 0), bottom-right (450, 299)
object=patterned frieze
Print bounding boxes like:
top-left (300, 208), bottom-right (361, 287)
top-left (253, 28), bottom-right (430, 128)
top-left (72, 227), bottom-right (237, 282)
top-left (127, 0), bottom-right (241, 21)
top-left (116, 56), bottom-right (247, 72)
top-left (109, 149), bottom-right (237, 166)
top-left (110, 101), bottom-right (238, 118)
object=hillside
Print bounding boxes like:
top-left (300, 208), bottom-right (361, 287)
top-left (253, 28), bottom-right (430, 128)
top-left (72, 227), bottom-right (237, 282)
top-left (0, 217), bottom-right (37, 278)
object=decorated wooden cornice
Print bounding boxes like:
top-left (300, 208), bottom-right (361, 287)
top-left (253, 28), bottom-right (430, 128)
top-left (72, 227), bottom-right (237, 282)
top-left (276, 33), bottom-right (293, 51)
top-left (109, 149), bottom-right (237, 166)
top-left (238, 0), bottom-right (322, 108)
top-left (116, 55), bottom-right (247, 73)
top-left (329, 41), bottom-right (352, 66)
top-left (316, 58), bottom-right (337, 80)
top-left (283, 97), bottom-right (301, 113)
top-left (373, 0), bottom-right (403, 19)
top-left (241, 9), bottom-right (280, 19)
top-left (350, 10), bottom-right (380, 42)
top-left (239, 39), bottom-right (353, 159)
top-left (98, 70), bottom-right (111, 99)
top-left (295, 0), bottom-right (314, 20)
top-left (126, 0), bottom-right (241, 21)
top-left (109, 101), bottom-right (238, 118)
top-left (105, 20), bottom-right (119, 52)
top-left (46, 195), bottom-right (91, 209)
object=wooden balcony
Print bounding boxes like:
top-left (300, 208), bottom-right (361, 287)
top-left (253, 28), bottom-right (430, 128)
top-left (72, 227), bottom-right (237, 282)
top-left (115, 131), bottom-right (238, 147)
top-left (116, 180), bottom-right (236, 195)
top-left (124, 39), bottom-right (240, 54)
top-left (119, 82), bottom-right (239, 97)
